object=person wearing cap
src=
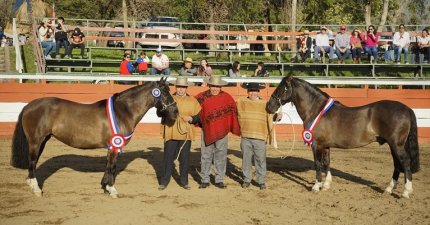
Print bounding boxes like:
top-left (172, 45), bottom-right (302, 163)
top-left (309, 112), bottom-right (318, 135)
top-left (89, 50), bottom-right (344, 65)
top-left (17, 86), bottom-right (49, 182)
top-left (65, 27), bottom-right (85, 59)
top-left (193, 76), bottom-right (240, 189)
top-left (236, 83), bottom-right (282, 190)
top-left (135, 51), bottom-right (150, 75)
top-left (179, 57), bottom-right (197, 76)
top-left (297, 29), bottom-right (312, 63)
top-left (159, 77), bottom-right (201, 191)
top-left (150, 47), bottom-right (170, 75)
top-left (38, 18), bottom-right (56, 59)
top-left (334, 25), bottom-right (351, 64)
top-left (314, 26), bottom-right (334, 64)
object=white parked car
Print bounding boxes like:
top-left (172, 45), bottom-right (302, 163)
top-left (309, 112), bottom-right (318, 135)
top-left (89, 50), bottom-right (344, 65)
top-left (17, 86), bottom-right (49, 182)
top-left (137, 16), bottom-right (181, 48)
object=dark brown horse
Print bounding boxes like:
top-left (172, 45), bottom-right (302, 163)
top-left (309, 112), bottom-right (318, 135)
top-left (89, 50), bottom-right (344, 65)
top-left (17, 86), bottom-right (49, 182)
top-left (266, 76), bottom-right (419, 198)
top-left (11, 77), bottom-right (178, 198)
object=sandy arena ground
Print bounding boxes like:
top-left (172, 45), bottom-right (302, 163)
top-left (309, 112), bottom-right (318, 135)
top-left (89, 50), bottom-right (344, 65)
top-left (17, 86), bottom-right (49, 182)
top-left (0, 136), bottom-right (429, 225)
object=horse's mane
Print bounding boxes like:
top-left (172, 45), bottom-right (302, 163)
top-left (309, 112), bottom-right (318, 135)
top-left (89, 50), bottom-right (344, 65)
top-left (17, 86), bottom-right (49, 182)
top-left (289, 76), bottom-right (330, 100)
top-left (115, 81), bottom-right (155, 100)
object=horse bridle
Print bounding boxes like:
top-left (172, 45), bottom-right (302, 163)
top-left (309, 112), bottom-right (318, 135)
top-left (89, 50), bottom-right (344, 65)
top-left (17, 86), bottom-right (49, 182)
top-left (272, 84), bottom-right (289, 107)
top-left (154, 85), bottom-right (176, 112)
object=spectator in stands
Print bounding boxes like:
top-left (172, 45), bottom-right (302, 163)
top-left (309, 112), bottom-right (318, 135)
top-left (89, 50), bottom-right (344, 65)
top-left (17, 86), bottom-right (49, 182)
top-left (350, 28), bottom-right (363, 64)
top-left (0, 26), bottom-right (3, 41)
top-left (335, 25), bottom-right (350, 64)
top-left (228, 61), bottom-right (241, 77)
top-left (119, 53), bottom-right (135, 84)
top-left (38, 18), bottom-right (56, 59)
top-left (65, 27), bottom-right (85, 59)
top-left (253, 62), bottom-right (269, 77)
top-left (135, 51), bottom-right (149, 75)
top-left (413, 28), bottom-right (430, 64)
top-left (393, 24), bottom-right (411, 64)
top-left (363, 25), bottom-right (379, 63)
top-left (54, 17), bottom-right (69, 59)
top-left (314, 26), bottom-right (334, 63)
top-left (150, 47), bottom-right (170, 75)
top-left (196, 59), bottom-right (213, 77)
top-left (297, 29), bottom-right (312, 63)
top-left (179, 57), bottom-right (197, 76)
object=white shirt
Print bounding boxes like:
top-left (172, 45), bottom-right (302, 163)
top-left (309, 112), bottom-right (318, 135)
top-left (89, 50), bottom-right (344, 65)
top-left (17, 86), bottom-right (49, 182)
top-left (38, 26), bottom-right (48, 42)
top-left (393, 31), bottom-right (410, 47)
top-left (315, 33), bottom-right (330, 47)
top-left (417, 36), bottom-right (430, 45)
top-left (151, 54), bottom-right (169, 69)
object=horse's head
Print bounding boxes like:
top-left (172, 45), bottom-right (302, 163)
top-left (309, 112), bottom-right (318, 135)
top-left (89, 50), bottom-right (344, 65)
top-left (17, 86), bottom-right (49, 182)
top-left (154, 77), bottom-right (178, 126)
top-left (266, 76), bottom-right (293, 113)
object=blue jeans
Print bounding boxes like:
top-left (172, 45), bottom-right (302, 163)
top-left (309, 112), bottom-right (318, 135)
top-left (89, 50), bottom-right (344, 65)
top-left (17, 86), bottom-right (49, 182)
top-left (150, 68), bottom-right (170, 75)
top-left (351, 48), bottom-right (362, 58)
top-left (364, 46), bottom-right (378, 62)
top-left (394, 46), bottom-right (409, 63)
top-left (40, 41), bottom-right (56, 56)
top-left (55, 39), bottom-right (69, 56)
top-left (335, 48), bottom-right (350, 60)
top-left (314, 46), bottom-right (334, 61)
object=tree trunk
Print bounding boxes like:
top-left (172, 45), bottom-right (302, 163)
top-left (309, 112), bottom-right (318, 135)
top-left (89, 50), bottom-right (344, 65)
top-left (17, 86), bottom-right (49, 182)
top-left (263, 0), bottom-right (271, 56)
top-left (208, 7), bottom-right (216, 57)
top-left (290, 0), bottom-right (297, 59)
top-left (122, 0), bottom-right (130, 48)
top-left (365, 0), bottom-right (371, 28)
top-left (377, 0), bottom-right (389, 32)
top-left (390, 0), bottom-right (410, 31)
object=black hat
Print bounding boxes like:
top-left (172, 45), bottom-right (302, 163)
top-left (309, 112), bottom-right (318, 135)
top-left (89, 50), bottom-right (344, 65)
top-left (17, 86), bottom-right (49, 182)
top-left (241, 83), bottom-right (265, 91)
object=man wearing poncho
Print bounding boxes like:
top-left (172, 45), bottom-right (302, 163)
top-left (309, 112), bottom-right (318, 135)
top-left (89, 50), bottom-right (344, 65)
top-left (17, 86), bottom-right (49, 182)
top-left (194, 76), bottom-right (240, 189)
top-left (159, 77), bottom-right (201, 191)
top-left (236, 83), bottom-right (282, 190)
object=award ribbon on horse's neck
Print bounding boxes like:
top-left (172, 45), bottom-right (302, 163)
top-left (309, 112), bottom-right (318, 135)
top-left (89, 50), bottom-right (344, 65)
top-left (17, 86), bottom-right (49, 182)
top-left (106, 96), bottom-right (134, 153)
top-left (302, 97), bottom-right (335, 146)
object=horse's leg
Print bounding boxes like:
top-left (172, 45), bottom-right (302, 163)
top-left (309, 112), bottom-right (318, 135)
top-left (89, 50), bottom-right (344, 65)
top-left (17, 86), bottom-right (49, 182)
top-left (26, 136), bottom-right (50, 196)
top-left (385, 148), bottom-right (401, 194)
top-left (312, 145), bottom-right (324, 192)
top-left (397, 146), bottom-right (413, 199)
top-left (322, 148), bottom-right (332, 191)
top-left (101, 150), bottom-right (119, 198)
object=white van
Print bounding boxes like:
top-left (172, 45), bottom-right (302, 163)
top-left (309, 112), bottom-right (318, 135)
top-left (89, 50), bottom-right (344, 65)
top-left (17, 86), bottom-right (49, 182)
top-left (137, 16), bottom-right (181, 48)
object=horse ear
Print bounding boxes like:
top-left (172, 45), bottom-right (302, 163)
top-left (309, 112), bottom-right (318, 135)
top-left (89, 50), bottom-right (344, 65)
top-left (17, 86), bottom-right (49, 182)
top-left (159, 77), bottom-right (166, 86)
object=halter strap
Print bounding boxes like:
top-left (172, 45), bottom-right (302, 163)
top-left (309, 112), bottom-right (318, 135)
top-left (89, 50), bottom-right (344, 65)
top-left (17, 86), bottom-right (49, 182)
top-left (302, 97), bottom-right (335, 146)
top-left (106, 96), bottom-right (134, 153)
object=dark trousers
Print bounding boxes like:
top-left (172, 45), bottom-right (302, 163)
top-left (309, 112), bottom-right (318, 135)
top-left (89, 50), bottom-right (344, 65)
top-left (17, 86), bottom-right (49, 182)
top-left (55, 39), bottom-right (69, 55)
top-left (67, 43), bottom-right (85, 57)
top-left (160, 140), bottom-right (191, 186)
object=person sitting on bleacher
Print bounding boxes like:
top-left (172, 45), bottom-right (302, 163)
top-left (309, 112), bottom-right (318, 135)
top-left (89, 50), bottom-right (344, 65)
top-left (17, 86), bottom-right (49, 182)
top-left (54, 17), bottom-right (69, 59)
top-left (314, 26), bottom-right (334, 64)
top-left (413, 28), bottom-right (430, 64)
top-left (38, 18), bottom-right (56, 59)
top-left (119, 53), bottom-right (135, 84)
top-left (297, 30), bottom-right (312, 63)
top-left (179, 57), bottom-right (197, 76)
top-left (393, 24), bottom-right (410, 64)
top-left (135, 51), bottom-right (149, 75)
top-left (334, 25), bottom-right (350, 64)
top-left (363, 25), bottom-right (379, 64)
top-left (65, 27), bottom-right (85, 59)
top-left (150, 48), bottom-right (170, 75)
top-left (350, 28), bottom-right (363, 64)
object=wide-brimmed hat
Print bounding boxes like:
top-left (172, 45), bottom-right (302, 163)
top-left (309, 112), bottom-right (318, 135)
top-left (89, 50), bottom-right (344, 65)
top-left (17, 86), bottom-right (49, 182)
top-left (241, 83), bottom-right (265, 91)
top-left (184, 57), bottom-right (193, 63)
top-left (303, 30), bottom-right (310, 35)
top-left (321, 26), bottom-right (328, 30)
top-left (172, 77), bottom-right (193, 87)
top-left (204, 76), bottom-right (228, 86)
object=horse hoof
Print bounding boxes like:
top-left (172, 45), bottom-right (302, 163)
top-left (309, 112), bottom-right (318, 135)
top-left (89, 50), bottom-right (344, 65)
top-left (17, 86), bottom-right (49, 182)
top-left (384, 187), bottom-right (393, 194)
top-left (110, 193), bottom-right (118, 199)
top-left (322, 183), bottom-right (330, 191)
top-left (34, 191), bottom-right (43, 197)
top-left (312, 186), bottom-right (320, 192)
top-left (402, 190), bottom-right (412, 199)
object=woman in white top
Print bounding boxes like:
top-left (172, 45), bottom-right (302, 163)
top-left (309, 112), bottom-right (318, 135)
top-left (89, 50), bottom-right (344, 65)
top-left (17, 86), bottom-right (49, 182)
top-left (228, 61), bottom-right (241, 77)
top-left (414, 28), bottom-right (430, 64)
top-left (38, 18), bottom-right (56, 59)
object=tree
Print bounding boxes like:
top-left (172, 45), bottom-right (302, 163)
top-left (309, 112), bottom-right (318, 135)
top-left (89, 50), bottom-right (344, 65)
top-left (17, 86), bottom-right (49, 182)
top-left (0, 0), bottom-right (14, 29)
top-left (377, 0), bottom-right (389, 32)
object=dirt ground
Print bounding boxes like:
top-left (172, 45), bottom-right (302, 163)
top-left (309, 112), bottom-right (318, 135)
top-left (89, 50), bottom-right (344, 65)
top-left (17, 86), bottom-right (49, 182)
top-left (0, 136), bottom-right (429, 225)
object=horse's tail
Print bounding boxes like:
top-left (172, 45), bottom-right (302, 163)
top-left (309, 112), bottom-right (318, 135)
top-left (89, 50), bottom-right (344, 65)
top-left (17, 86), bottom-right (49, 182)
top-left (406, 109), bottom-right (420, 173)
top-left (11, 111), bottom-right (29, 169)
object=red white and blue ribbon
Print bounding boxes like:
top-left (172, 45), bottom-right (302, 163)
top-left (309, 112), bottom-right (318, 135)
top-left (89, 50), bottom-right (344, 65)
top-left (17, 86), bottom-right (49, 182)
top-left (106, 96), bottom-right (133, 153)
top-left (302, 97), bottom-right (335, 146)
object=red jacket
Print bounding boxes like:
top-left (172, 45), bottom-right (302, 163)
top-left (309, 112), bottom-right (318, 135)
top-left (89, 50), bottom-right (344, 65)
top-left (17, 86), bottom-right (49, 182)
top-left (120, 60), bottom-right (134, 75)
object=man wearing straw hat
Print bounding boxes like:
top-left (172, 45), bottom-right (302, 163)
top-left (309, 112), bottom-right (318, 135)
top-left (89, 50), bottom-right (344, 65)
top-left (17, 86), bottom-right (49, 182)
top-left (194, 76), bottom-right (240, 189)
top-left (159, 77), bottom-right (201, 190)
top-left (237, 83), bottom-right (282, 190)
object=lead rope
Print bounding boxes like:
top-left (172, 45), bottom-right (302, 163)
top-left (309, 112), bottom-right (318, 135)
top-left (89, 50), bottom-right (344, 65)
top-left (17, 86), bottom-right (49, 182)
top-left (175, 117), bottom-right (190, 161)
top-left (270, 107), bottom-right (296, 159)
